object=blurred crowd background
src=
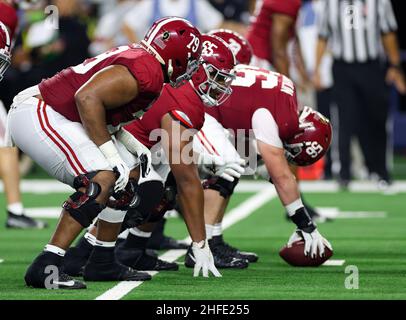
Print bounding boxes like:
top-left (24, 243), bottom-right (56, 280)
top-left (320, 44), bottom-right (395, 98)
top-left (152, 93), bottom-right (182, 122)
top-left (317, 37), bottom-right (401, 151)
top-left (0, 0), bottom-right (405, 183)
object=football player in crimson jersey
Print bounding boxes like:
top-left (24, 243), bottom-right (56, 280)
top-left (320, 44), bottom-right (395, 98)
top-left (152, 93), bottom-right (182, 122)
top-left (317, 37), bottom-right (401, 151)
top-left (62, 34), bottom-right (237, 278)
top-left (247, 0), bottom-right (324, 227)
top-left (194, 65), bottom-right (333, 260)
top-left (6, 17), bottom-right (203, 289)
top-left (0, 2), bottom-right (48, 229)
top-left (246, 0), bottom-right (301, 74)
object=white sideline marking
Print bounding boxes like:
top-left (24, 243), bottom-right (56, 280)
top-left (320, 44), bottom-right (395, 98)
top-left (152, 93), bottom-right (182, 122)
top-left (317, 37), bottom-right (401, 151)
top-left (337, 211), bottom-right (387, 219)
top-left (323, 259), bottom-right (345, 266)
top-left (316, 207), bottom-right (387, 219)
top-left (95, 187), bottom-right (278, 300)
top-left (0, 180), bottom-right (73, 194)
top-left (2, 180), bottom-right (406, 194)
top-left (25, 207), bottom-right (60, 218)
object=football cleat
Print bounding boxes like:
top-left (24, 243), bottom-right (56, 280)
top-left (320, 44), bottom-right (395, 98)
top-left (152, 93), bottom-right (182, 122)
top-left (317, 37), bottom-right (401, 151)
top-left (147, 219), bottom-right (189, 250)
top-left (184, 240), bottom-right (249, 269)
top-left (115, 243), bottom-right (179, 271)
top-left (25, 251), bottom-right (86, 289)
top-left (83, 246), bottom-right (151, 281)
top-left (63, 239), bottom-right (94, 277)
top-left (210, 235), bottom-right (258, 263)
top-left (6, 211), bottom-right (48, 229)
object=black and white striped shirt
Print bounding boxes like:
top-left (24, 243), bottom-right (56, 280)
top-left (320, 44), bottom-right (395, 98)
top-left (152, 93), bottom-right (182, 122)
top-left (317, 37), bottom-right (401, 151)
top-left (318, 0), bottom-right (398, 63)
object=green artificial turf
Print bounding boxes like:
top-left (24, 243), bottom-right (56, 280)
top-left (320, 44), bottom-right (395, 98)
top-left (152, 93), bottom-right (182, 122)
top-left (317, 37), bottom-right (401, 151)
top-left (1, 190), bottom-right (405, 300)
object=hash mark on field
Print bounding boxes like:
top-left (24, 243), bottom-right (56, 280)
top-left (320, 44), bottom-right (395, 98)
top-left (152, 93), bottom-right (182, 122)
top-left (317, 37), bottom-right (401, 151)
top-left (316, 207), bottom-right (387, 220)
top-left (95, 187), bottom-right (278, 300)
top-left (0, 259), bottom-right (4, 264)
top-left (323, 259), bottom-right (345, 266)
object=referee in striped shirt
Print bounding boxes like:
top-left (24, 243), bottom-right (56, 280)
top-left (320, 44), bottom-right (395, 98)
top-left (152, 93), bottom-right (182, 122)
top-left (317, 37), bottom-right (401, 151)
top-left (313, 0), bottom-right (406, 187)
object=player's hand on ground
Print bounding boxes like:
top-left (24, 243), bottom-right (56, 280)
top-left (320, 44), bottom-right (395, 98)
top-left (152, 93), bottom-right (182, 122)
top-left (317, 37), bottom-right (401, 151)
top-left (287, 228), bottom-right (333, 258)
top-left (191, 240), bottom-right (222, 278)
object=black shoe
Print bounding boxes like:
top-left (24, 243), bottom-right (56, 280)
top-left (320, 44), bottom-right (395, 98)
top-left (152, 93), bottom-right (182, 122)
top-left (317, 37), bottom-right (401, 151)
top-left (6, 211), bottom-right (48, 229)
top-left (338, 178), bottom-right (350, 190)
top-left (83, 246), bottom-right (151, 281)
top-left (25, 251), bottom-right (86, 289)
top-left (210, 235), bottom-right (258, 263)
top-left (157, 236), bottom-right (189, 250)
top-left (184, 241), bottom-right (249, 269)
top-left (116, 243), bottom-right (178, 271)
top-left (63, 244), bottom-right (93, 277)
top-left (147, 218), bottom-right (189, 250)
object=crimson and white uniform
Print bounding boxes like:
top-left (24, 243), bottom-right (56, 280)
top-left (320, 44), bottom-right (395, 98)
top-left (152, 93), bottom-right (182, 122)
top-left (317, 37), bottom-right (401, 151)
top-left (0, 2), bottom-right (18, 147)
top-left (122, 81), bottom-right (205, 181)
top-left (0, 2), bottom-right (18, 38)
top-left (247, 0), bottom-right (301, 69)
top-left (194, 66), bottom-right (299, 169)
top-left (6, 45), bottom-right (163, 186)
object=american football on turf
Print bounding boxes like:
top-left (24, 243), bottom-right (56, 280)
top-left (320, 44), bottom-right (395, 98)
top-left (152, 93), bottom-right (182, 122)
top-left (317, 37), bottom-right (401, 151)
top-left (279, 240), bottom-right (333, 267)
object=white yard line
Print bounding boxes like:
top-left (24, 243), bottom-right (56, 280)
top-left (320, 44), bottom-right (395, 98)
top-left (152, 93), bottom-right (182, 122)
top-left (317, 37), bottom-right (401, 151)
top-left (323, 259), bottom-right (346, 266)
top-left (95, 187), bottom-right (278, 300)
top-left (2, 180), bottom-right (406, 194)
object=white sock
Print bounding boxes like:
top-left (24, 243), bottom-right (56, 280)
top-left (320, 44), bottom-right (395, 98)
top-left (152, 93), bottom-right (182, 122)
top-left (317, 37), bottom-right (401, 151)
top-left (7, 202), bottom-right (24, 216)
top-left (94, 239), bottom-right (116, 248)
top-left (118, 229), bottom-right (130, 240)
top-left (44, 244), bottom-right (66, 257)
top-left (212, 223), bottom-right (223, 237)
top-left (129, 226), bottom-right (152, 238)
top-left (205, 224), bottom-right (214, 240)
top-left (84, 232), bottom-right (97, 246)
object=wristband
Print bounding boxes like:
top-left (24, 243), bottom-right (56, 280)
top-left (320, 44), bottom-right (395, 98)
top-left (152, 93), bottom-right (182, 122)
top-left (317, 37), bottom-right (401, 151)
top-left (99, 140), bottom-right (121, 166)
top-left (290, 207), bottom-right (316, 233)
top-left (285, 198), bottom-right (304, 217)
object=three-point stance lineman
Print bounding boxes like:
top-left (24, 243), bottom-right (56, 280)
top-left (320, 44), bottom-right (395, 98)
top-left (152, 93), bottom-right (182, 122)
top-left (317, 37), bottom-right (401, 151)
top-left (6, 17), bottom-right (203, 289)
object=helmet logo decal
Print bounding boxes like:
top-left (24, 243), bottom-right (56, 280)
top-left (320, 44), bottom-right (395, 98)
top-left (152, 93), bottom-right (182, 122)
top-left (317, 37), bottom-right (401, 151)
top-left (202, 41), bottom-right (218, 56)
top-left (162, 31), bottom-right (170, 41)
top-left (227, 38), bottom-right (241, 56)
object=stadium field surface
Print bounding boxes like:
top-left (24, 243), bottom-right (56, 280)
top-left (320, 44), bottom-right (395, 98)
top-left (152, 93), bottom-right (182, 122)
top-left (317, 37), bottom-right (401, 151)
top-left (0, 180), bottom-right (405, 300)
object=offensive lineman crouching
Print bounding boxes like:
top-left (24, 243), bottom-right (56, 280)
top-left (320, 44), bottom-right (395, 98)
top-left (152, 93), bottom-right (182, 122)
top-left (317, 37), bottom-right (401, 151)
top-left (6, 17), bottom-right (203, 289)
top-left (63, 34), bottom-right (237, 278)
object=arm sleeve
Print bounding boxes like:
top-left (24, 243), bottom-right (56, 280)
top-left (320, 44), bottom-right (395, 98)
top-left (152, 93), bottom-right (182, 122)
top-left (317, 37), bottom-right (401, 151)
top-left (251, 108), bottom-right (283, 148)
top-left (378, 0), bottom-right (398, 34)
top-left (197, 0), bottom-right (224, 32)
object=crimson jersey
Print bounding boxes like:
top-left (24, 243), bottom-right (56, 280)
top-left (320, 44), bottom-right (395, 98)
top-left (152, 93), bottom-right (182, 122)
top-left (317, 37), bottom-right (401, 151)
top-left (123, 82), bottom-right (205, 149)
top-left (39, 45), bottom-right (163, 127)
top-left (0, 2), bottom-right (18, 38)
top-left (206, 66), bottom-right (299, 142)
top-left (247, 0), bottom-right (301, 62)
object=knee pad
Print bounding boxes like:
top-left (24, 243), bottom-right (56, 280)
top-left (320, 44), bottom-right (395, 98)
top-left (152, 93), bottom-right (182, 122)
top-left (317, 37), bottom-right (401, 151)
top-left (62, 179), bottom-right (105, 228)
top-left (202, 176), bottom-right (239, 198)
top-left (123, 180), bottom-right (164, 228)
top-left (146, 176), bottom-right (178, 223)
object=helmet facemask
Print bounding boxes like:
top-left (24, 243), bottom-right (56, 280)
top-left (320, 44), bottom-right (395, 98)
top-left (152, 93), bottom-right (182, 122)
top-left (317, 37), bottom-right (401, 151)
top-left (0, 51), bottom-right (11, 82)
top-left (0, 22), bottom-right (11, 82)
top-left (284, 141), bottom-right (304, 164)
top-left (195, 62), bottom-right (235, 107)
top-left (170, 56), bottom-right (200, 88)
